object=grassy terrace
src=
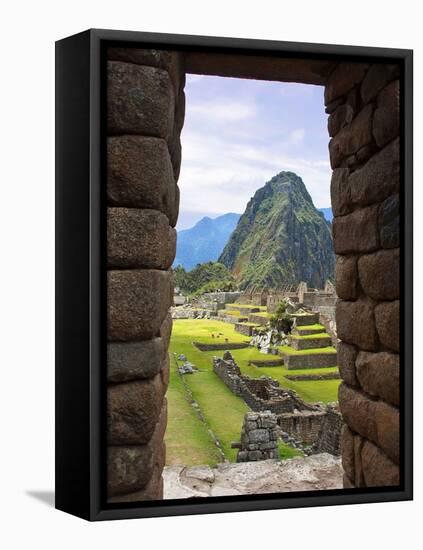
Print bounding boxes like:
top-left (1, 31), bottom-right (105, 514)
top-left (165, 318), bottom-right (339, 466)
top-left (296, 323), bottom-right (325, 331)
top-left (226, 303), bottom-right (267, 311)
top-left (223, 310), bottom-right (242, 317)
top-left (290, 332), bottom-right (331, 339)
top-left (250, 311), bottom-right (271, 317)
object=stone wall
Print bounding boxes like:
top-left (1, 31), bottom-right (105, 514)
top-left (279, 411), bottom-right (327, 446)
top-left (235, 291), bottom-right (268, 306)
top-left (313, 406), bottom-right (343, 455)
top-left (283, 352), bottom-right (338, 369)
top-left (196, 291), bottom-right (243, 309)
top-left (194, 341), bottom-right (249, 352)
top-left (106, 48), bottom-right (185, 502)
top-left (326, 61), bottom-right (401, 487)
top-left (236, 411), bottom-right (279, 462)
top-left (278, 405), bottom-right (342, 455)
top-left (213, 353), bottom-right (317, 414)
top-left (235, 322), bottom-right (257, 336)
top-left (302, 292), bottom-right (336, 309)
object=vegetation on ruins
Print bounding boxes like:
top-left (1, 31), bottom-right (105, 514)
top-left (269, 302), bottom-right (294, 334)
top-left (219, 171), bottom-right (335, 289)
top-left (173, 261), bottom-right (236, 296)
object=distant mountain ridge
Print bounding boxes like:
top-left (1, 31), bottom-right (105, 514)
top-left (174, 213), bottom-right (241, 270)
top-left (219, 171), bottom-right (335, 289)
top-left (319, 208), bottom-right (333, 222)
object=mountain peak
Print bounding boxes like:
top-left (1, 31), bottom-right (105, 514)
top-left (219, 171), bottom-right (334, 289)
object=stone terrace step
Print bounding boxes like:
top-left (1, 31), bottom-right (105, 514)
top-left (193, 341), bottom-right (250, 352)
top-left (220, 314), bottom-right (249, 324)
top-left (239, 306), bottom-right (260, 315)
top-left (293, 327), bottom-right (325, 336)
top-left (283, 352), bottom-right (338, 370)
top-left (289, 312), bottom-right (320, 326)
top-left (248, 358), bottom-right (285, 368)
top-left (225, 303), bottom-right (255, 310)
top-left (248, 313), bottom-right (270, 326)
top-left (235, 322), bottom-right (260, 336)
top-left (289, 335), bottom-right (332, 350)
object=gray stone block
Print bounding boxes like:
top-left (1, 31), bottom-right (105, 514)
top-left (107, 338), bottom-right (165, 382)
top-left (107, 269), bottom-right (172, 341)
top-left (108, 61), bottom-right (174, 139)
top-left (107, 136), bottom-right (178, 227)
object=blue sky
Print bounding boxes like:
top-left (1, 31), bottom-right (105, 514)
top-left (177, 74), bottom-right (331, 230)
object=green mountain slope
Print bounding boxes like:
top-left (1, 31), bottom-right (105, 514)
top-left (218, 171), bottom-right (335, 289)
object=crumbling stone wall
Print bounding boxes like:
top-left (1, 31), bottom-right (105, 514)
top-left (327, 62), bottom-right (400, 487)
top-left (106, 48), bottom-right (185, 502)
top-left (213, 353), bottom-right (317, 414)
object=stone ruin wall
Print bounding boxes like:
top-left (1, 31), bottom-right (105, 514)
top-left (327, 62), bottom-right (401, 487)
top-left (313, 406), bottom-right (344, 455)
top-left (213, 355), bottom-right (317, 415)
top-left (302, 292), bottom-right (337, 318)
top-left (199, 291), bottom-right (243, 307)
top-left (279, 411), bottom-right (327, 446)
top-left (236, 412), bottom-right (279, 462)
top-left (235, 290), bottom-right (268, 306)
top-left (278, 406), bottom-right (342, 455)
top-left (106, 48), bottom-right (185, 502)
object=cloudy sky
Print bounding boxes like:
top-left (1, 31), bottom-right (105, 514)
top-left (177, 74), bottom-right (331, 230)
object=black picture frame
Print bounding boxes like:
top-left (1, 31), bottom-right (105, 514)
top-left (55, 28), bottom-right (413, 521)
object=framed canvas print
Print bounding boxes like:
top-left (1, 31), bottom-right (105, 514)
top-left (55, 29), bottom-right (413, 521)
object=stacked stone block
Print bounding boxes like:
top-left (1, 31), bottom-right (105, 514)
top-left (106, 48), bottom-right (185, 502)
top-left (237, 412), bottom-right (279, 462)
top-left (326, 62), bottom-right (401, 487)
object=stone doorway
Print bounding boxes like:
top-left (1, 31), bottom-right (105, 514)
top-left (106, 47), bottom-right (401, 501)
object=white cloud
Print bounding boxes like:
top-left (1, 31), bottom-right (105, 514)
top-left (289, 128), bottom-right (305, 145)
top-left (178, 77), bottom-right (331, 228)
top-left (178, 129), bottom-right (331, 216)
top-left (189, 99), bottom-right (257, 122)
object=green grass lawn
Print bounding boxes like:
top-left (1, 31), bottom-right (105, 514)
top-left (278, 441), bottom-right (304, 459)
top-left (167, 319), bottom-right (249, 465)
top-left (165, 361), bottom-right (222, 466)
top-left (165, 318), bottom-right (340, 466)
